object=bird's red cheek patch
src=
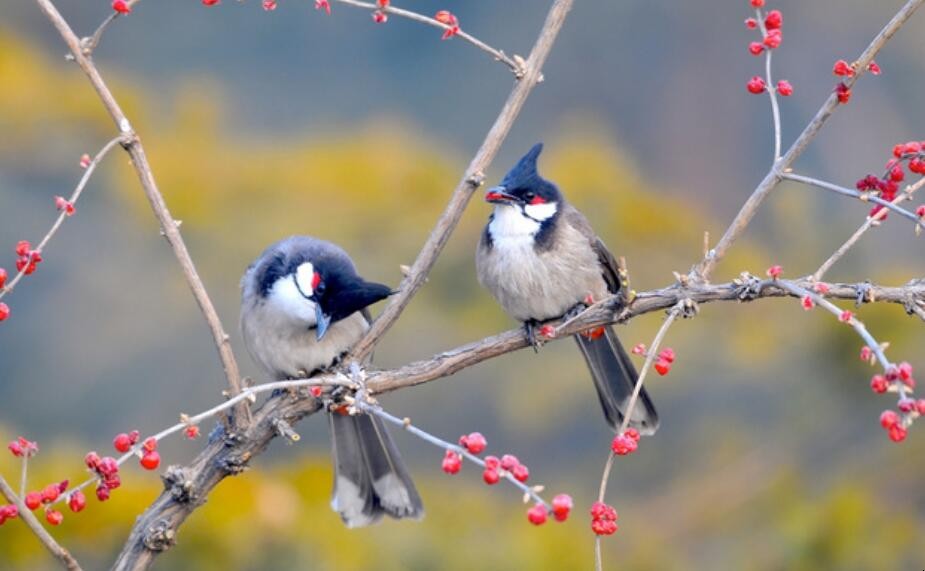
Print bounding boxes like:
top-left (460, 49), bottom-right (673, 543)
top-left (529, 196), bottom-right (546, 205)
top-left (311, 271), bottom-right (322, 290)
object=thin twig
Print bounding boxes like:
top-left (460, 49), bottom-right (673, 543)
top-left (334, 0), bottom-right (524, 76)
top-left (693, 0), bottom-right (925, 281)
top-left (594, 302), bottom-right (683, 571)
top-left (783, 172), bottom-right (921, 224)
top-left (19, 457), bottom-right (28, 499)
top-left (0, 135), bottom-right (126, 301)
top-left (756, 7), bottom-right (782, 161)
top-left (815, 177), bottom-right (925, 280)
top-left (34, 0), bottom-right (249, 426)
top-left (0, 476), bottom-right (83, 571)
top-left (347, 0), bottom-right (575, 362)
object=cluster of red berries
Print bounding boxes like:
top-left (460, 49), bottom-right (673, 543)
top-left (7, 436), bottom-right (39, 458)
top-left (14, 240), bottom-right (42, 277)
top-left (867, 360), bottom-right (921, 443)
top-left (590, 501), bottom-right (618, 536)
top-left (744, 2), bottom-right (791, 97)
top-left (441, 431), bottom-right (572, 525)
top-left (831, 59), bottom-right (880, 105)
top-left (85, 451), bottom-right (122, 502)
top-left (855, 141), bottom-right (925, 219)
top-left (611, 428), bottom-right (640, 456)
top-left (434, 10), bottom-right (460, 40)
top-left (113, 430), bottom-right (160, 469)
top-left (23, 481), bottom-right (75, 525)
top-left (630, 344), bottom-right (676, 376)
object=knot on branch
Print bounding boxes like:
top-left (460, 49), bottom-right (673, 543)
top-left (162, 466), bottom-right (197, 504)
top-left (676, 298), bottom-right (699, 319)
top-left (143, 520), bottom-right (176, 552)
top-left (219, 451), bottom-right (252, 475)
top-left (855, 281), bottom-right (874, 306)
top-left (732, 272), bottom-right (764, 301)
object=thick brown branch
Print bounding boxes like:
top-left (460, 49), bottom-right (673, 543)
top-left (34, 0), bottom-right (249, 425)
top-left (693, 0), bottom-right (924, 281)
top-left (346, 0), bottom-right (575, 362)
top-left (0, 476), bottom-right (83, 571)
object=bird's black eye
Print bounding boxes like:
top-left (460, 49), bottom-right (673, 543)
top-left (315, 280), bottom-right (326, 296)
top-left (522, 191), bottom-right (536, 202)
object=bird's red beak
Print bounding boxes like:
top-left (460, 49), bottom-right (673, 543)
top-left (485, 187), bottom-right (517, 204)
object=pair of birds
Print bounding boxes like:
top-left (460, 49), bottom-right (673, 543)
top-left (240, 143), bottom-right (659, 528)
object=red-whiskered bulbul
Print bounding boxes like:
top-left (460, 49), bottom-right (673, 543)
top-left (241, 236), bottom-right (423, 527)
top-left (475, 144), bottom-right (659, 435)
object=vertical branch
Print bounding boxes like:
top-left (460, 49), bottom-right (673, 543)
top-left (33, 0), bottom-right (249, 425)
top-left (346, 0), bottom-right (576, 362)
top-left (0, 476), bottom-right (83, 571)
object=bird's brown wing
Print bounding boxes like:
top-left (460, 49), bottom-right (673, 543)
top-left (562, 205), bottom-right (621, 295)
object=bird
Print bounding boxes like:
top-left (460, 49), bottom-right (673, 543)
top-left (475, 143), bottom-right (659, 435)
top-left (240, 235), bottom-right (423, 527)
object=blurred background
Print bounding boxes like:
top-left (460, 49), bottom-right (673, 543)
top-left (1, 0), bottom-right (924, 569)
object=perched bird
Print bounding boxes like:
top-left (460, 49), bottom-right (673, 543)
top-left (475, 143), bottom-right (659, 435)
top-left (241, 236), bottom-right (423, 527)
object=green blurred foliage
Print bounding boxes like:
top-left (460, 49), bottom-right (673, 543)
top-left (1, 24), bottom-right (924, 571)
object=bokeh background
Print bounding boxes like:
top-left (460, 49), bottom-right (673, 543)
top-left (1, 1), bottom-right (924, 569)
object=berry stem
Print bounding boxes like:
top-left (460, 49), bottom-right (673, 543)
top-left (0, 135), bottom-right (126, 302)
top-left (19, 456), bottom-right (28, 499)
top-left (756, 7), bottom-right (782, 161)
top-left (782, 172), bottom-right (922, 224)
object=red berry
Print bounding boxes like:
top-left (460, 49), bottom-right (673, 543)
top-left (97, 457), bottom-right (119, 477)
top-left (185, 425), bottom-right (200, 439)
top-left (590, 501), bottom-right (617, 521)
top-left (482, 468), bottom-right (500, 485)
top-left (748, 42), bottom-right (764, 56)
top-left (314, 0), bottom-right (331, 14)
top-left (462, 432), bottom-right (487, 454)
top-left (309, 386), bottom-right (322, 398)
top-left (68, 491), bottom-right (86, 513)
top-left (833, 60), bottom-right (854, 77)
top-left (766, 265), bottom-right (783, 279)
top-left (776, 80), bottom-right (793, 96)
top-left (24, 492), bottom-right (42, 510)
top-left (512, 464), bottom-right (530, 483)
top-left (889, 166), bottom-right (905, 182)
top-left (654, 359), bottom-right (671, 376)
top-left (880, 410), bottom-right (900, 429)
top-left (750, 0), bottom-right (765, 7)
top-left (41, 484), bottom-right (60, 504)
top-left (764, 10), bottom-right (782, 30)
top-left (898, 399), bottom-right (915, 413)
top-left (202, 0), bottom-right (220, 5)
top-left (903, 141), bottom-right (922, 155)
top-left (538, 324), bottom-right (556, 339)
top-left (915, 399), bottom-right (925, 416)
top-left (527, 503), bottom-right (548, 525)
top-left (658, 348), bottom-right (676, 364)
top-left (870, 375), bottom-right (888, 394)
top-left (104, 474), bottom-right (121, 490)
top-left (262, 0), bottom-right (277, 10)
top-left (611, 434), bottom-right (638, 456)
top-left (441, 450), bottom-right (462, 474)
top-left (372, 10), bottom-right (387, 23)
top-left (113, 433), bottom-right (132, 453)
top-left (747, 76), bottom-right (766, 94)
top-left (898, 362), bottom-right (913, 381)
top-left (868, 61), bottom-right (881, 75)
top-left (551, 494), bottom-right (573, 522)
top-left (84, 451), bottom-right (102, 470)
top-left (112, 0), bottom-right (131, 14)
top-left (45, 509), bottom-right (63, 526)
top-left (376, 0), bottom-right (389, 6)
top-left (835, 83), bottom-right (852, 104)
top-left (860, 346), bottom-right (873, 362)
top-left (624, 428), bottom-right (641, 442)
top-left (888, 424), bottom-right (907, 443)
top-left (79, 153), bottom-right (92, 168)
top-left (763, 29), bottom-right (782, 49)
top-left (839, 310), bottom-right (853, 323)
top-left (484, 455), bottom-right (500, 470)
top-left (95, 484), bottom-right (110, 502)
top-left (7, 441), bottom-right (23, 457)
top-left (500, 454), bottom-right (519, 471)
top-left (592, 519), bottom-right (618, 536)
top-left (140, 451), bottom-right (160, 470)
top-left (745, 18), bottom-right (758, 29)
top-left (434, 10), bottom-right (457, 26)
top-left (54, 196), bottom-right (76, 216)
top-left (631, 343), bottom-right (646, 355)
top-left (0, 268), bottom-right (6, 289)
top-left (814, 282), bottom-right (830, 295)
top-left (801, 295), bottom-right (815, 310)
top-left (916, 205), bottom-right (925, 218)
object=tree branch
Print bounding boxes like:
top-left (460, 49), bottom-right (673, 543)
top-left (783, 172), bottom-right (922, 224)
top-left (345, 0), bottom-right (575, 363)
top-left (693, 0), bottom-right (924, 281)
top-left (33, 0), bottom-right (249, 426)
top-left (0, 476), bottom-right (83, 571)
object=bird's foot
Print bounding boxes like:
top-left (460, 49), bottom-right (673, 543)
top-left (524, 320), bottom-right (542, 353)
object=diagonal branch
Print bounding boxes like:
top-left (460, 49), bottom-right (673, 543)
top-left (33, 0), bottom-right (249, 426)
top-left (783, 172), bottom-right (922, 224)
top-left (346, 0), bottom-right (575, 362)
top-left (0, 476), bottom-right (83, 571)
top-left (693, 0), bottom-right (924, 281)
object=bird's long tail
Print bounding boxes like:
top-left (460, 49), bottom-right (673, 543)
top-left (329, 412), bottom-right (424, 528)
top-left (574, 325), bottom-right (659, 435)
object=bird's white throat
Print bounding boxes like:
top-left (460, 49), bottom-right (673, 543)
top-left (488, 202), bottom-right (557, 241)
